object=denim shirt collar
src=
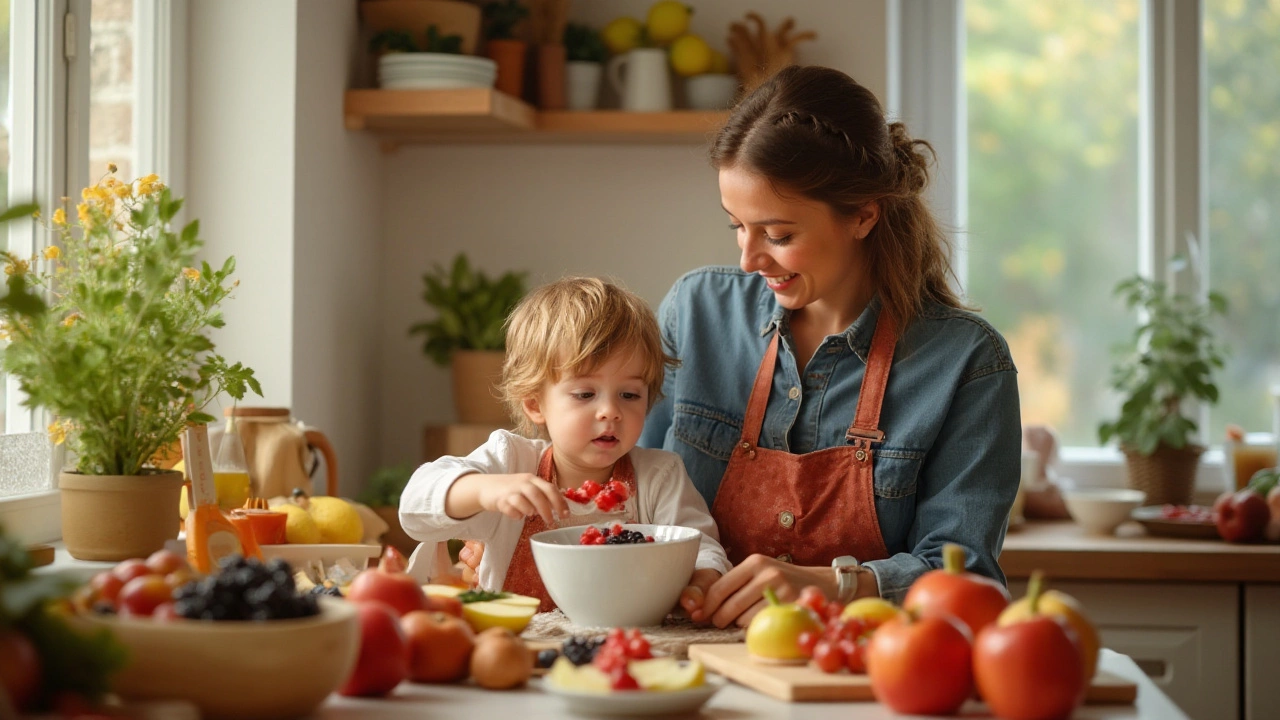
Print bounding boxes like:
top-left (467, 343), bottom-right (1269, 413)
top-left (758, 294), bottom-right (885, 363)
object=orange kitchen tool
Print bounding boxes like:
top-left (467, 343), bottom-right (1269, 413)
top-left (232, 508), bottom-right (288, 546)
top-left (183, 423), bottom-right (251, 572)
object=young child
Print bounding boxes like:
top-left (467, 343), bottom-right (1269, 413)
top-left (399, 277), bottom-right (730, 615)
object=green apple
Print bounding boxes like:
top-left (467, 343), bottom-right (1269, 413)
top-left (745, 588), bottom-right (824, 661)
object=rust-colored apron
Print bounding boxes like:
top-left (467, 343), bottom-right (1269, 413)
top-left (502, 448), bottom-right (638, 612)
top-left (710, 313), bottom-right (898, 566)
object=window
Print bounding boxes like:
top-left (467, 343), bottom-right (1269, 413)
top-left (0, 0), bottom-right (182, 542)
top-left (897, 0), bottom-right (1274, 483)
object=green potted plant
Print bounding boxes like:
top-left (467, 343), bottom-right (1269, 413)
top-left (564, 22), bottom-right (607, 110)
top-left (482, 0), bottom-right (531, 98)
top-left (0, 169), bottom-right (261, 560)
top-left (409, 253), bottom-right (526, 425)
top-left (1098, 272), bottom-right (1229, 506)
top-left (356, 464), bottom-right (417, 557)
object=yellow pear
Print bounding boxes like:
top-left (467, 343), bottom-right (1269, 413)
top-left (1001, 588), bottom-right (1100, 680)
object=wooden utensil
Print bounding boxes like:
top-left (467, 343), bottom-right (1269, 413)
top-left (687, 643), bottom-right (1137, 704)
top-left (727, 13), bottom-right (817, 93)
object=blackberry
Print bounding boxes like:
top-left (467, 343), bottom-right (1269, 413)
top-left (562, 636), bottom-right (603, 666)
top-left (536, 649), bottom-right (560, 668)
top-left (174, 556), bottom-right (318, 621)
top-left (604, 529), bottom-right (649, 545)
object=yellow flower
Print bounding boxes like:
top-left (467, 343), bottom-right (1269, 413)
top-left (61, 313), bottom-right (79, 327)
top-left (138, 174), bottom-right (161, 196)
top-left (77, 203), bottom-right (92, 228)
top-left (4, 258), bottom-right (29, 276)
top-left (0, 323), bottom-right (9, 341)
top-left (43, 246), bottom-right (61, 260)
top-left (47, 420), bottom-right (71, 445)
top-left (52, 208), bottom-right (67, 226)
top-left (112, 184), bottom-right (130, 198)
top-left (31, 210), bottom-right (40, 220)
top-left (182, 267), bottom-right (201, 281)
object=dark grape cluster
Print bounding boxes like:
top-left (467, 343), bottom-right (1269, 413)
top-left (561, 636), bottom-right (604, 666)
top-left (535, 648), bottom-right (560, 668)
top-left (604, 529), bottom-right (649, 545)
top-left (309, 583), bottom-right (344, 598)
top-left (173, 556), bottom-right (319, 621)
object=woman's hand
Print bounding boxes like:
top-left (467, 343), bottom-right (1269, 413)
top-left (697, 555), bottom-right (837, 627)
top-left (677, 568), bottom-right (722, 619)
top-left (475, 473), bottom-right (569, 525)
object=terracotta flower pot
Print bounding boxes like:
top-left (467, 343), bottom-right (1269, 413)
top-left (451, 350), bottom-right (509, 425)
top-left (60, 470), bottom-right (185, 561)
top-left (486, 38), bottom-right (528, 98)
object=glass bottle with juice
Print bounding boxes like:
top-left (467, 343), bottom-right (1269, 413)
top-left (182, 423), bottom-right (258, 572)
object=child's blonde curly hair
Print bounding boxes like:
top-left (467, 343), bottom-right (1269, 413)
top-left (501, 277), bottom-right (676, 437)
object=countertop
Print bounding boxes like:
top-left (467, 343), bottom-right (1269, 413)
top-left (314, 650), bottom-right (1184, 719)
top-left (999, 520), bottom-right (1280, 582)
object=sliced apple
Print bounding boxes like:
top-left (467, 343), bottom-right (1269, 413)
top-left (462, 600), bottom-right (536, 633)
top-left (628, 657), bottom-right (706, 692)
top-left (493, 592), bottom-right (540, 609)
top-left (546, 657), bottom-right (611, 693)
top-left (421, 584), bottom-right (465, 598)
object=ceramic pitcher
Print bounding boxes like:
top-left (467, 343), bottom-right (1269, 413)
top-left (606, 48), bottom-right (672, 112)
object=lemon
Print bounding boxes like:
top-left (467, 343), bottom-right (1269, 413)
top-left (276, 503), bottom-right (322, 544)
top-left (462, 600), bottom-right (536, 633)
top-left (709, 49), bottom-right (730, 75)
top-left (629, 657), bottom-right (705, 691)
top-left (646, 1), bottom-right (692, 45)
top-left (669, 34), bottom-right (712, 77)
top-left (547, 657), bottom-right (611, 693)
top-left (602, 17), bottom-right (644, 55)
top-left (840, 596), bottom-right (901, 625)
top-left (307, 496), bottom-right (363, 544)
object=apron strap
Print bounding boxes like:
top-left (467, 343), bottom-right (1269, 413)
top-left (740, 332), bottom-right (781, 447)
top-left (846, 312), bottom-right (899, 446)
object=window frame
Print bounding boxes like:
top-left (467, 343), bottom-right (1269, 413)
top-left (893, 0), bottom-right (1220, 491)
top-left (0, 0), bottom-right (186, 543)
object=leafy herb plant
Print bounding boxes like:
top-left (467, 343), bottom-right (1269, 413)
top-left (482, 0), bottom-right (530, 41)
top-left (408, 253), bottom-right (527, 367)
top-left (564, 22), bottom-right (607, 63)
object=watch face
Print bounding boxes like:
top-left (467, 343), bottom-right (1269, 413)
top-left (832, 555), bottom-right (858, 568)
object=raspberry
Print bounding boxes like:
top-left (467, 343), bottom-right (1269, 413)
top-left (609, 667), bottom-right (641, 691)
top-left (580, 480), bottom-right (603, 498)
top-left (564, 488), bottom-right (590, 504)
top-left (604, 480), bottom-right (630, 500)
top-left (594, 491), bottom-right (622, 512)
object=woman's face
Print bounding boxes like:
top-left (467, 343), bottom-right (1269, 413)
top-left (720, 165), bottom-right (879, 326)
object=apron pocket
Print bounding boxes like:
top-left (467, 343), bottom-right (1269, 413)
top-left (673, 402), bottom-right (741, 462)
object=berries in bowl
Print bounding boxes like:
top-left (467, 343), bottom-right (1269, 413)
top-left (530, 524), bottom-right (700, 628)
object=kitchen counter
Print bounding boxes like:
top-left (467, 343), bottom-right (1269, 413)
top-left (999, 519), bottom-right (1280, 582)
top-left (314, 650), bottom-right (1182, 719)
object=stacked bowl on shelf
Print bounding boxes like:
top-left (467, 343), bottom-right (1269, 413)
top-left (378, 53), bottom-right (497, 90)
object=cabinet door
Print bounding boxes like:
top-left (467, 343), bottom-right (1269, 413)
top-left (1245, 584), bottom-right (1280, 720)
top-left (1008, 580), bottom-right (1238, 720)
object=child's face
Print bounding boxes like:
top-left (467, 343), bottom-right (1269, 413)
top-left (522, 349), bottom-right (650, 475)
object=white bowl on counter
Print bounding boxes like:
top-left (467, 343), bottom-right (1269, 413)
top-left (1063, 488), bottom-right (1147, 535)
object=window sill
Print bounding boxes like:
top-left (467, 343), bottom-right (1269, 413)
top-left (1059, 446), bottom-right (1231, 499)
top-left (0, 490), bottom-right (61, 545)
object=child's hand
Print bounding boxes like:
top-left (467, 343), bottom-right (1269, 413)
top-left (678, 568), bottom-right (722, 622)
top-left (476, 473), bottom-right (570, 526)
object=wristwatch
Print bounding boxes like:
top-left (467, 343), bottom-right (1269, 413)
top-left (832, 555), bottom-right (865, 603)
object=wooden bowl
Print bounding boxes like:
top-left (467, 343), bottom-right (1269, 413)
top-left (69, 597), bottom-right (358, 720)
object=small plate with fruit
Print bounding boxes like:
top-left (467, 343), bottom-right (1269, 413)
top-left (543, 628), bottom-right (722, 716)
top-left (1131, 504), bottom-right (1221, 539)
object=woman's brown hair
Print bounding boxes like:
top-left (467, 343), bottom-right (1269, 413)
top-left (709, 65), bottom-right (968, 328)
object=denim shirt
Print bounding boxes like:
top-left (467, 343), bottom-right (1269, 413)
top-left (639, 266), bottom-right (1022, 602)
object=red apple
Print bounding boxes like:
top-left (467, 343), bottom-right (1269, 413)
top-left (111, 558), bottom-right (153, 585)
top-left (117, 575), bottom-right (175, 617)
top-left (401, 610), bottom-right (475, 683)
top-left (340, 601), bottom-right (410, 697)
top-left (89, 571), bottom-right (126, 604)
top-left (1214, 489), bottom-right (1270, 543)
top-left (144, 548), bottom-right (188, 576)
top-left (866, 613), bottom-right (973, 716)
top-left (424, 594), bottom-right (465, 618)
top-left (346, 550), bottom-right (429, 618)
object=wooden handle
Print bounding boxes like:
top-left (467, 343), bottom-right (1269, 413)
top-left (304, 429), bottom-right (339, 497)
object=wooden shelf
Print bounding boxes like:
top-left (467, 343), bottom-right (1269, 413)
top-left (344, 88), bottom-right (728, 148)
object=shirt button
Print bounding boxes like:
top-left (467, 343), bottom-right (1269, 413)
top-left (778, 510), bottom-right (795, 529)
top-left (788, 386), bottom-right (801, 400)
top-left (777, 553), bottom-right (793, 563)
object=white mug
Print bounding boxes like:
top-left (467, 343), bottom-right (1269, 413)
top-left (606, 48), bottom-right (672, 112)
top-left (565, 61), bottom-right (602, 111)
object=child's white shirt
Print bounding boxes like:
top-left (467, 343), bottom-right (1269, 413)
top-left (399, 429), bottom-right (732, 590)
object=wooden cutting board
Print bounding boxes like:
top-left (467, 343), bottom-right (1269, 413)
top-left (688, 643), bottom-right (1137, 704)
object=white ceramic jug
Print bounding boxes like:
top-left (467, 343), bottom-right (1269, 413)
top-left (606, 48), bottom-right (672, 112)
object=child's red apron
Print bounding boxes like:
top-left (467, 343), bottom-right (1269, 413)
top-left (710, 313), bottom-right (898, 566)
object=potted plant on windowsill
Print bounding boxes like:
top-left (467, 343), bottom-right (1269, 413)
top-left (409, 253), bottom-right (526, 425)
top-left (1097, 270), bottom-right (1229, 506)
top-left (563, 22), bottom-right (607, 110)
top-left (0, 168), bottom-right (261, 561)
top-left (482, 0), bottom-right (531, 98)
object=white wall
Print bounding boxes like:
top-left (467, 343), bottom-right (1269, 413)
top-left (378, 0), bottom-right (890, 467)
top-left (188, 0), bottom-right (384, 496)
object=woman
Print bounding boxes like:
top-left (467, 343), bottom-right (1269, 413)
top-left (640, 65), bottom-right (1021, 627)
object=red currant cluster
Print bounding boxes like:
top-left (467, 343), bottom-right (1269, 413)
top-left (1159, 504), bottom-right (1215, 523)
top-left (578, 524), bottom-right (656, 545)
top-left (564, 479), bottom-right (630, 512)
top-left (794, 587), bottom-right (877, 674)
top-left (592, 628), bottom-right (653, 690)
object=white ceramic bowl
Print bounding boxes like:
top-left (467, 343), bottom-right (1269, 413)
top-left (531, 523), bottom-right (700, 628)
top-left (1063, 488), bottom-right (1147, 535)
top-left (68, 597), bottom-right (358, 720)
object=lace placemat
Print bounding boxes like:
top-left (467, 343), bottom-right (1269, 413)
top-left (522, 610), bottom-right (745, 659)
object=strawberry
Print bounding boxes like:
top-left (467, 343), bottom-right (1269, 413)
top-left (594, 491), bottom-right (622, 513)
top-left (581, 480), bottom-right (603, 498)
top-left (604, 480), bottom-right (630, 500)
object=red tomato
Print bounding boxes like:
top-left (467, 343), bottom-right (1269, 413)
top-left (974, 614), bottom-right (1085, 720)
top-left (811, 640), bottom-right (846, 674)
top-left (866, 614), bottom-right (973, 715)
top-left (904, 543), bottom-right (1008, 637)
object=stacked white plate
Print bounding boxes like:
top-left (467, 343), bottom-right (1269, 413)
top-left (378, 53), bottom-right (497, 90)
